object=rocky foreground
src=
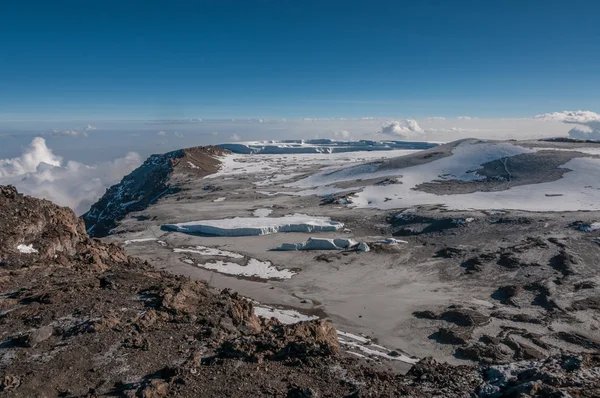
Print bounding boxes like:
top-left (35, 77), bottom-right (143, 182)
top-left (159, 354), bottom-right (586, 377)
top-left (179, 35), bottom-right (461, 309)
top-left (0, 185), bottom-right (599, 397)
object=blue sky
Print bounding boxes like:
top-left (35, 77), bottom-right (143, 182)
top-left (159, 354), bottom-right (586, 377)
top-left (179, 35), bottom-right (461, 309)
top-left (2, 0), bottom-right (600, 121)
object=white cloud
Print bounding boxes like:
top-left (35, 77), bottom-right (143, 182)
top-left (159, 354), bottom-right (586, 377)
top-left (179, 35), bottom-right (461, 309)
top-left (456, 116), bottom-right (474, 120)
top-left (50, 129), bottom-right (87, 137)
top-left (157, 131), bottom-right (168, 136)
top-left (173, 132), bottom-right (184, 138)
top-left (0, 138), bottom-right (142, 215)
top-left (0, 137), bottom-right (62, 177)
top-left (534, 110), bottom-right (600, 123)
top-left (425, 127), bottom-right (492, 133)
top-left (229, 133), bottom-right (241, 141)
top-left (567, 126), bottom-right (600, 140)
top-left (333, 130), bottom-right (351, 139)
top-left (535, 110), bottom-right (600, 141)
top-left (426, 116), bottom-right (446, 120)
top-left (48, 124), bottom-right (96, 138)
top-left (377, 119), bottom-right (423, 138)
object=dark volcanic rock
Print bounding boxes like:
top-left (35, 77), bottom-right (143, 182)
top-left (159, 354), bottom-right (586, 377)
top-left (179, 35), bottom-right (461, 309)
top-left (490, 311), bottom-right (544, 325)
top-left (570, 296), bottom-right (600, 311)
top-left (461, 252), bottom-right (497, 272)
top-left (440, 308), bottom-right (491, 327)
top-left (555, 332), bottom-right (600, 350)
top-left (456, 343), bottom-right (513, 364)
top-left (435, 247), bottom-right (466, 259)
top-left (497, 252), bottom-right (539, 269)
top-left (412, 310), bottom-right (439, 320)
top-left (549, 250), bottom-right (579, 277)
top-left (436, 327), bottom-right (472, 345)
top-left (574, 280), bottom-right (598, 290)
top-left (492, 285), bottom-right (523, 307)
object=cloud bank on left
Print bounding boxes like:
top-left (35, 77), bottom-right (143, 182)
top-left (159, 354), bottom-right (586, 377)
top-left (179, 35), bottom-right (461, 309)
top-left (0, 137), bottom-right (141, 215)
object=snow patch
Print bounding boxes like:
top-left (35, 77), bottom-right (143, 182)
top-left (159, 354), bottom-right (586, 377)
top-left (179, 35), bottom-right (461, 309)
top-left (453, 217), bottom-right (475, 225)
top-left (196, 258), bottom-right (296, 280)
top-left (377, 238), bottom-right (408, 245)
top-left (123, 238), bottom-right (158, 245)
top-left (337, 331), bottom-right (418, 364)
top-left (163, 214), bottom-right (343, 236)
top-left (253, 208), bottom-right (273, 217)
top-left (17, 244), bottom-right (38, 254)
top-left (173, 245), bottom-right (244, 259)
top-left (254, 305), bottom-right (318, 324)
top-left (213, 197), bottom-right (226, 202)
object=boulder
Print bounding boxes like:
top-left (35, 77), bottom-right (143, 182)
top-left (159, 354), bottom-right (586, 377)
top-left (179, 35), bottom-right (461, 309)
top-left (25, 325), bottom-right (54, 347)
top-left (357, 242), bottom-right (370, 252)
top-left (440, 308), bottom-right (490, 327)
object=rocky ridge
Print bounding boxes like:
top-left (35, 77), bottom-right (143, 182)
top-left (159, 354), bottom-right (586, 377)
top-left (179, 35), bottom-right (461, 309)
top-left (83, 146), bottom-right (229, 238)
top-left (1, 185), bottom-right (599, 397)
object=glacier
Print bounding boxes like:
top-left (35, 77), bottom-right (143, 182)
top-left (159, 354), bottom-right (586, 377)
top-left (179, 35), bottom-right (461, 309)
top-left (163, 213), bottom-right (344, 236)
top-left (273, 237), bottom-right (358, 251)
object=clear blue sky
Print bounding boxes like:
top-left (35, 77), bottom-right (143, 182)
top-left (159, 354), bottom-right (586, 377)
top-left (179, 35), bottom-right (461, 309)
top-left (2, 0), bottom-right (599, 121)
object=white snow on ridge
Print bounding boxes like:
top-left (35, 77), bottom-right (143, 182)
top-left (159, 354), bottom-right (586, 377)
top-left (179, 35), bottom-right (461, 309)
top-left (286, 140), bottom-right (600, 212)
top-left (195, 258), bottom-right (296, 279)
top-left (173, 245), bottom-right (244, 259)
top-left (378, 238), bottom-right (408, 245)
top-left (290, 141), bottom-right (533, 190)
top-left (17, 244), bottom-right (38, 254)
top-left (350, 156), bottom-right (600, 212)
top-left (254, 305), bottom-right (318, 324)
top-left (338, 336), bottom-right (419, 364)
top-left (210, 149), bottom-right (422, 188)
top-left (123, 238), bottom-right (158, 245)
top-left (163, 214), bottom-right (344, 236)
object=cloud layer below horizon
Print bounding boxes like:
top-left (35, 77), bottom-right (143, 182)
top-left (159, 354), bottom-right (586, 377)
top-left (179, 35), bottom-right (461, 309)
top-left (535, 110), bottom-right (600, 141)
top-left (0, 137), bottom-right (141, 215)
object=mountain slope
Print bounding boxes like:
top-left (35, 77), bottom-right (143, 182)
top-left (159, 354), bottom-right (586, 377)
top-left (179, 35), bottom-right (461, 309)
top-left (2, 185), bottom-right (599, 396)
top-left (83, 146), bottom-right (229, 237)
